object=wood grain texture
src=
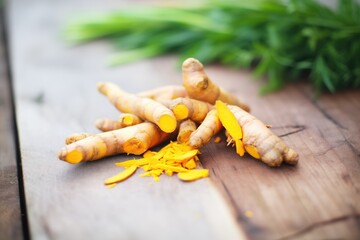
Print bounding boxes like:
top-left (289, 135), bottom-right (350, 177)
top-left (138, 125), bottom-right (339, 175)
top-left (7, 0), bottom-right (360, 239)
top-left (7, 0), bottom-right (245, 239)
top-left (199, 71), bottom-right (360, 239)
top-left (0, 9), bottom-right (23, 240)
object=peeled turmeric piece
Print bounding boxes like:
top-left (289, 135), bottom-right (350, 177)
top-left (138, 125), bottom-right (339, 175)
top-left (137, 85), bottom-right (188, 101)
top-left (58, 122), bottom-right (173, 164)
top-left (177, 119), bottom-right (197, 143)
top-left (182, 58), bottom-right (250, 112)
top-left (97, 82), bottom-right (177, 133)
top-left (227, 105), bottom-right (299, 167)
top-left (188, 109), bottom-right (223, 149)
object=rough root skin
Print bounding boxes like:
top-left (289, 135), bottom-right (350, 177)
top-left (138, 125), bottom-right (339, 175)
top-left (65, 133), bottom-right (92, 145)
top-left (228, 105), bottom-right (299, 167)
top-left (182, 58), bottom-right (250, 112)
top-left (137, 85), bottom-right (188, 101)
top-left (58, 122), bottom-right (173, 164)
top-left (188, 109), bottom-right (223, 149)
top-left (97, 82), bottom-right (177, 133)
top-left (177, 119), bottom-right (197, 143)
top-left (166, 97), bottom-right (214, 123)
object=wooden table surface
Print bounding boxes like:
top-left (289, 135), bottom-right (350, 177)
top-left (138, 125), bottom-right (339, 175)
top-left (1, 0), bottom-right (359, 239)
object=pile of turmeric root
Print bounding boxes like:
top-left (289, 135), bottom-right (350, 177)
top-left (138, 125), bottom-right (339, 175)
top-left (58, 58), bottom-right (299, 184)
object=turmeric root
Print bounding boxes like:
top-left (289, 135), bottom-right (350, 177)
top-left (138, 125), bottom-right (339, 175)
top-left (58, 122), bottom-right (173, 164)
top-left (96, 114), bottom-right (142, 132)
top-left (224, 104), bottom-right (299, 167)
top-left (182, 58), bottom-right (250, 112)
top-left (188, 109), bottom-right (223, 149)
top-left (164, 97), bottom-right (213, 123)
top-left (177, 119), bottom-right (197, 143)
top-left (95, 118), bottom-right (126, 132)
top-left (65, 133), bottom-right (92, 145)
top-left (138, 85), bottom-right (188, 101)
top-left (97, 82), bottom-right (177, 133)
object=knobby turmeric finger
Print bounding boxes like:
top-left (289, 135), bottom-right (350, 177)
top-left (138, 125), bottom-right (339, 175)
top-left (182, 58), bottom-right (250, 112)
top-left (228, 105), bottom-right (299, 167)
top-left (97, 82), bottom-right (177, 133)
top-left (164, 97), bottom-right (214, 123)
top-left (65, 132), bottom-right (92, 145)
top-left (188, 109), bottom-right (223, 149)
top-left (95, 118), bottom-right (126, 132)
top-left (58, 122), bottom-right (173, 164)
top-left (137, 85), bottom-right (188, 101)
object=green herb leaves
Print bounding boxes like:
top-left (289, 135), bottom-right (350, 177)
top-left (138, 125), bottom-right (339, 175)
top-left (64, 0), bottom-right (360, 94)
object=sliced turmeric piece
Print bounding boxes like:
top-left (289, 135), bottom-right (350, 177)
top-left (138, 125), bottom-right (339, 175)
top-left (178, 169), bottom-right (209, 182)
top-left (216, 101), bottom-right (246, 156)
top-left (183, 158), bottom-right (196, 169)
top-left (244, 145), bottom-right (261, 159)
top-left (104, 165), bottom-right (137, 185)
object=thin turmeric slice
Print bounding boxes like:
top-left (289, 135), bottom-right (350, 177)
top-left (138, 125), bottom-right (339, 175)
top-left (178, 169), bottom-right (209, 182)
top-left (104, 165), bottom-right (137, 185)
top-left (216, 100), bottom-right (245, 155)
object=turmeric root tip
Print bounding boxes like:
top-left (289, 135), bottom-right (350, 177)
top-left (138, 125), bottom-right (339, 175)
top-left (97, 82), bottom-right (177, 133)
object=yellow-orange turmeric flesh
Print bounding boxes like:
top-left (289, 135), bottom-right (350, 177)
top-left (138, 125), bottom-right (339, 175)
top-left (107, 141), bottom-right (208, 183)
top-left (58, 122), bottom-right (172, 164)
top-left (216, 100), bottom-right (245, 156)
top-left (97, 82), bottom-right (177, 133)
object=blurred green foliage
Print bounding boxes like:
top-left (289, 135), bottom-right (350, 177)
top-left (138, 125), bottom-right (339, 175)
top-left (64, 0), bottom-right (360, 94)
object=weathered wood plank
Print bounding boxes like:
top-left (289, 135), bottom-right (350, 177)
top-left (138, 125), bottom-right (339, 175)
top-left (7, 0), bottom-right (245, 239)
top-left (0, 9), bottom-right (24, 240)
top-left (8, 0), bottom-right (360, 239)
top-left (200, 64), bottom-right (360, 239)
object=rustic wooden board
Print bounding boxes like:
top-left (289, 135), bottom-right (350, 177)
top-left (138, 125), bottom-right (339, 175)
top-left (7, 0), bottom-right (360, 240)
top-left (0, 10), bottom-right (23, 240)
top-left (6, 0), bottom-right (245, 239)
top-left (200, 68), bottom-right (360, 239)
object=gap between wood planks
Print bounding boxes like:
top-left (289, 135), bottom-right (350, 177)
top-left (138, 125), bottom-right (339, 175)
top-left (0, 5), bottom-right (29, 240)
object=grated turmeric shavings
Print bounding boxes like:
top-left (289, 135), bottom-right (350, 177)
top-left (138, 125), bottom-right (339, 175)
top-left (106, 141), bottom-right (208, 183)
